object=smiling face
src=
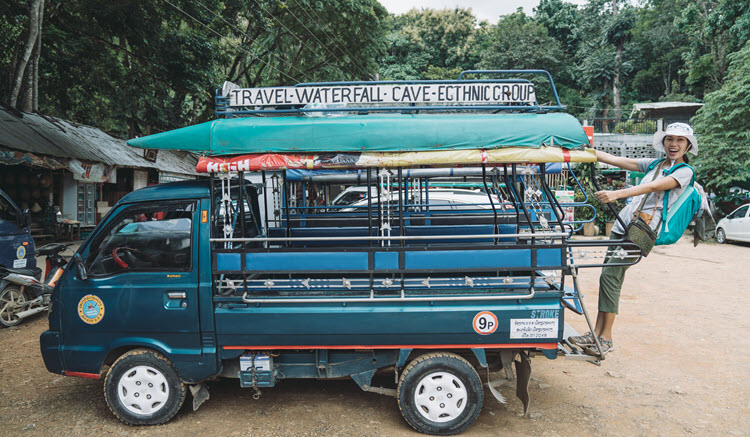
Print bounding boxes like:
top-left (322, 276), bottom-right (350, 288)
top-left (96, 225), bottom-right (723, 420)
top-left (663, 135), bottom-right (690, 162)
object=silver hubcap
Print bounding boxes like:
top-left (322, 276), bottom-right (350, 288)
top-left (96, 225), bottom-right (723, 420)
top-left (0, 288), bottom-right (25, 324)
top-left (117, 365), bottom-right (170, 415)
top-left (414, 371), bottom-right (468, 423)
top-left (717, 229), bottom-right (725, 243)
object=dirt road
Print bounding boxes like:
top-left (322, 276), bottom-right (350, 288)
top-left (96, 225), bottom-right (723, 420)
top-left (1, 237), bottom-right (748, 436)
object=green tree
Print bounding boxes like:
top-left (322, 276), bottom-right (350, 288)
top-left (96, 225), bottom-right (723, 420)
top-left (1, 0), bottom-right (388, 138)
top-left (677, 0), bottom-right (750, 96)
top-left (534, 0), bottom-right (582, 56)
top-left (691, 42), bottom-right (750, 195)
top-left (379, 8), bottom-right (481, 80)
top-left (478, 10), bottom-right (563, 73)
top-left (476, 10), bottom-right (565, 105)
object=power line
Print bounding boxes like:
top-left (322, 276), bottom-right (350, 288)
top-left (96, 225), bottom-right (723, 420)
top-left (247, 0), bottom-right (360, 80)
top-left (283, 4), bottom-right (370, 79)
top-left (187, 0), bottom-right (314, 82)
top-left (163, 0), bottom-right (299, 84)
top-left (300, 5), bottom-right (372, 79)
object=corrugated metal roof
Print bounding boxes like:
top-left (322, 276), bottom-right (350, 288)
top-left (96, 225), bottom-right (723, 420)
top-left (631, 102), bottom-right (703, 111)
top-left (0, 107), bottom-right (198, 175)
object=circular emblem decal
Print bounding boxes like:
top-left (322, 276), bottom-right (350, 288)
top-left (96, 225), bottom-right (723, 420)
top-left (16, 245), bottom-right (25, 259)
top-left (473, 311), bottom-right (498, 335)
top-left (78, 295), bottom-right (105, 325)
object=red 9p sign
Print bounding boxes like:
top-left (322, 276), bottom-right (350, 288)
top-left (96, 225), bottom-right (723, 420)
top-left (473, 311), bottom-right (498, 335)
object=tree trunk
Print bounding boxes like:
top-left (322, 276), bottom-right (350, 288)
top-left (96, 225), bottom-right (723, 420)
top-left (613, 42), bottom-right (622, 118)
top-left (611, 0), bottom-right (621, 118)
top-left (10, 0), bottom-right (44, 109)
top-left (21, 1), bottom-right (45, 112)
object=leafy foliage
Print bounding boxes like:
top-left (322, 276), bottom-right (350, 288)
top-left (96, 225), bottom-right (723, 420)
top-left (379, 7), bottom-right (481, 80)
top-left (1, 0), bottom-right (388, 138)
top-left (1, 0), bottom-right (749, 145)
top-left (691, 42), bottom-right (750, 195)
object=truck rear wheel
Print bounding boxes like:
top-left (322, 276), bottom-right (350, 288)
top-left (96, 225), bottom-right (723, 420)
top-left (397, 352), bottom-right (483, 435)
top-left (104, 349), bottom-right (186, 425)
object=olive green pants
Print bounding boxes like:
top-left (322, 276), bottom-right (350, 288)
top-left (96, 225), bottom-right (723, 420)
top-left (598, 232), bottom-right (637, 314)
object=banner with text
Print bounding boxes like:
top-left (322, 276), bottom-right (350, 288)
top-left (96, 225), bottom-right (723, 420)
top-left (226, 83), bottom-right (537, 107)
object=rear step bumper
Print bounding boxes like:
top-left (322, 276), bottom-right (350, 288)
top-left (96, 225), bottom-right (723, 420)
top-left (558, 322), bottom-right (601, 365)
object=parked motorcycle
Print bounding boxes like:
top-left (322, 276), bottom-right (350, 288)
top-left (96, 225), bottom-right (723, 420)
top-left (0, 243), bottom-right (72, 328)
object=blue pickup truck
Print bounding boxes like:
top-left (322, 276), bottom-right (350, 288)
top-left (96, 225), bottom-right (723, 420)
top-left (40, 72), bottom-right (641, 435)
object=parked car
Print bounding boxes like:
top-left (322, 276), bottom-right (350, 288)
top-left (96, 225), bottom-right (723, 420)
top-left (330, 186), bottom-right (378, 206)
top-left (341, 189), bottom-right (502, 212)
top-left (716, 203), bottom-right (750, 243)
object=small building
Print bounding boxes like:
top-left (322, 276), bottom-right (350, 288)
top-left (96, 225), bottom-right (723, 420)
top-left (0, 106), bottom-right (199, 240)
top-left (629, 102), bottom-right (704, 122)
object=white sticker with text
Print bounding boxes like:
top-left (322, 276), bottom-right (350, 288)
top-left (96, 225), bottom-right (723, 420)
top-left (510, 318), bottom-right (558, 339)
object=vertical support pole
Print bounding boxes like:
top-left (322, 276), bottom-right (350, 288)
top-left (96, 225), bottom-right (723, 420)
top-left (282, 173), bottom-right (290, 247)
top-left (571, 267), bottom-right (605, 360)
top-left (482, 164), bottom-right (498, 245)
top-left (261, 171), bottom-right (269, 248)
top-left (398, 167), bottom-right (405, 297)
top-left (238, 171), bottom-right (246, 244)
top-left (238, 172), bottom-right (248, 295)
top-left (377, 170), bottom-right (383, 247)
top-left (367, 168), bottom-right (374, 297)
top-left (398, 167), bottom-right (405, 244)
top-left (209, 173), bottom-right (215, 242)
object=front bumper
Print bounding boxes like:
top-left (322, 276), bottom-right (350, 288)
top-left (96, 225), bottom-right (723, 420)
top-left (40, 330), bottom-right (64, 375)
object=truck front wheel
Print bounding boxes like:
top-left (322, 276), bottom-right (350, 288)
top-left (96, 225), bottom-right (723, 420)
top-left (397, 352), bottom-right (483, 435)
top-left (104, 349), bottom-right (186, 425)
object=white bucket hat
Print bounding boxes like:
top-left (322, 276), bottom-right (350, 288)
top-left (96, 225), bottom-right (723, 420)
top-left (652, 122), bottom-right (698, 155)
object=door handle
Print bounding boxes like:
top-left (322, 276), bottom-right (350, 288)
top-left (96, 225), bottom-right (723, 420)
top-left (167, 291), bottom-right (187, 299)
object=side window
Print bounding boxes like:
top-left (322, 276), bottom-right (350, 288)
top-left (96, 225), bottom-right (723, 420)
top-left (0, 195), bottom-right (18, 222)
top-left (730, 206), bottom-right (748, 219)
top-left (87, 201), bottom-right (195, 276)
top-left (213, 186), bottom-right (260, 239)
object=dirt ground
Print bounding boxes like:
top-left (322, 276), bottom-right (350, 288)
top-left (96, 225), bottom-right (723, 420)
top-left (0, 236), bottom-right (748, 437)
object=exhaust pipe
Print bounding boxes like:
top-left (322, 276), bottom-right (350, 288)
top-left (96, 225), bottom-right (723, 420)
top-left (16, 306), bottom-right (47, 320)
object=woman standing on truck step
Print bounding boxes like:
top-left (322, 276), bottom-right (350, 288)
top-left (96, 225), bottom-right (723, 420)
top-left (570, 122), bottom-right (698, 355)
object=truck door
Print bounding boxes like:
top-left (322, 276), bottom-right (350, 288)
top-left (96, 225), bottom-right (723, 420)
top-left (61, 200), bottom-right (202, 374)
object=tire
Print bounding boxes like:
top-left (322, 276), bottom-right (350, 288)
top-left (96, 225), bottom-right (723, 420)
top-left (716, 228), bottom-right (727, 244)
top-left (104, 349), bottom-right (186, 425)
top-left (0, 285), bottom-right (26, 328)
top-left (397, 352), bottom-right (483, 436)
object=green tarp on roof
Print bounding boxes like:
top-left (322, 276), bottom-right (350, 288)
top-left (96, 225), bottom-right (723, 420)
top-left (127, 112), bottom-right (589, 156)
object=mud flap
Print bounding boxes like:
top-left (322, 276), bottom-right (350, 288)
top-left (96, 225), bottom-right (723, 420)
top-left (515, 351), bottom-right (531, 417)
top-left (190, 383), bottom-right (210, 411)
top-left (486, 350), bottom-right (515, 404)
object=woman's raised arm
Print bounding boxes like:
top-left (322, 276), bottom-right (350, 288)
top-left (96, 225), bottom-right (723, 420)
top-left (596, 150), bottom-right (640, 171)
top-left (595, 176), bottom-right (680, 203)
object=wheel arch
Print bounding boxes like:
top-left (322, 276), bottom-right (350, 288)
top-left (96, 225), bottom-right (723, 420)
top-left (101, 340), bottom-right (174, 377)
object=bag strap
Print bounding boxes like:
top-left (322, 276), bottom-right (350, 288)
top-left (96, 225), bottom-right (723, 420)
top-left (645, 158), bottom-right (665, 174)
top-left (635, 159), bottom-right (666, 215)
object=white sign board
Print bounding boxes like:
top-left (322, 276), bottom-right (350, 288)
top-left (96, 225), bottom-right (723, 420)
top-left (225, 83), bottom-right (537, 107)
top-left (510, 318), bottom-right (559, 339)
top-left (554, 189), bottom-right (575, 222)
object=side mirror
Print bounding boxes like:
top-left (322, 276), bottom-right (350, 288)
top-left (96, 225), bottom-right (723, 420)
top-left (74, 253), bottom-right (87, 281)
top-left (20, 209), bottom-right (31, 228)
